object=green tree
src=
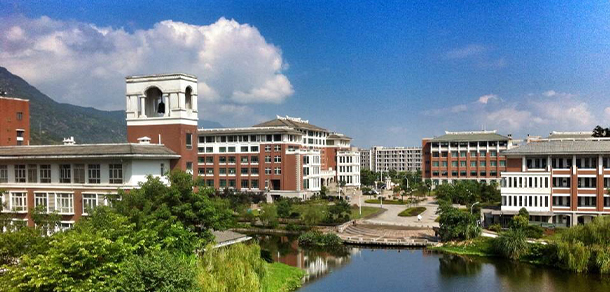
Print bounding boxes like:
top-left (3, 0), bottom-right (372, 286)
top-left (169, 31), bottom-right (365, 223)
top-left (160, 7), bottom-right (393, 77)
top-left (360, 169), bottom-right (378, 186)
top-left (197, 243), bottom-right (267, 292)
top-left (437, 202), bottom-right (481, 241)
top-left (113, 171), bottom-right (234, 243)
top-left (301, 204), bottom-right (324, 227)
top-left (326, 200), bottom-right (351, 223)
top-left (259, 204), bottom-right (279, 228)
top-left (276, 199), bottom-right (292, 218)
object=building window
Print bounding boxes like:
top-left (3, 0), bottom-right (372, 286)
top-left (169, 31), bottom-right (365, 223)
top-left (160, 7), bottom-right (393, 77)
top-left (432, 161), bottom-right (439, 167)
top-left (490, 161), bottom-right (497, 167)
top-left (219, 156), bottom-right (227, 164)
top-left (25, 164), bottom-right (37, 183)
top-left (82, 194), bottom-right (99, 215)
top-left (186, 133), bottom-right (193, 149)
top-left (40, 165), bottom-right (51, 183)
top-left (219, 147), bottom-right (226, 153)
top-left (59, 164), bottom-right (71, 183)
top-left (526, 158), bottom-right (547, 169)
top-left (460, 161), bottom-right (466, 167)
top-left (251, 146), bottom-right (259, 152)
top-left (251, 156), bottom-right (259, 164)
top-left (228, 147), bottom-right (236, 153)
top-left (241, 180), bottom-right (249, 188)
top-left (186, 162), bottom-right (193, 174)
top-left (0, 165), bottom-right (7, 183)
top-left (229, 179), bottom-right (236, 188)
top-left (206, 179), bottom-right (214, 187)
top-left (73, 164), bottom-right (85, 184)
top-left (265, 145), bottom-right (271, 152)
top-left (241, 168), bottom-right (249, 175)
top-left (228, 156), bottom-right (236, 164)
top-left (16, 112), bottom-right (23, 121)
top-left (88, 164), bottom-right (101, 184)
top-left (228, 168), bottom-right (236, 175)
top-left (470, 151), bottom-right (477, 157)
top-left (160, 163), bottom-right (165, 176)
top-left (490, 151), bottom-right (497, 157)
top-left (109, 164), bottom-right (123, 184)
top-left (10, 192), bottom-right (27, 212)
top-left (219, 179), bottom-right (227, 187)
top-left (241, 146), bottom-right (249, 152)
top-left (578, 196), bottom-right (596, 207)
top-left (241, 156), bottom-right (249, 163)
top-left (251, 180), bottom-right (259, 189)
top-left (15, 165), bottom-right (26, 183)
top-left (274, 156), bottom-right (281, 163)
top-left (274, 167), bottom-right (281, 175)
top-left (265, 156), bottom-right (271, 163)
top-left (460, 151), bottom-right (467, 157)
top-left (451, 161), bottom-right (458, 167)
top-left (206, 168), bottom-right (214, 175)
top-left (578, 177), bottom-right (596, 188)
top-left (251, 168), bottom-right (259, 175)
top-left (265, 167), bottom-right (271, 175)
top-left (219, 168), bottom-right (227, 175)
top-left (470, 161), bottom-right (476, 167)
top-left (34, 193), bottom-right (48, 212)
top-left (499, 160), bottom-right (506, 167)
top-left (274, 145), bottom-right (281, 152)
top-left (206, 156), bottom-right (214, 163)
top-left (56, 193), bottom-right (74, 214)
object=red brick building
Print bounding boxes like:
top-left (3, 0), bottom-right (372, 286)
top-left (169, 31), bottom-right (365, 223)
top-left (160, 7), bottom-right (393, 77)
top-left (0, 97), bottom-right (30, 146)
top-left (422, 130), bottom-right (514, 186)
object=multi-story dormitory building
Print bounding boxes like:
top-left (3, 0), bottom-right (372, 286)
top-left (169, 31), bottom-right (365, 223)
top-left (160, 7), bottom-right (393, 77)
top-left (0, 96), bottom-right (30, 146)
top-left (0, 73), bottom-right (361, 228)
top-left (422, 131), bottom-right (515, 186)
top-left (197, 116), bottom-right (360, 200)
top-left (359, 146), bottom-right (422, 172)
top-left (497, 132), bottom-right (610, 227)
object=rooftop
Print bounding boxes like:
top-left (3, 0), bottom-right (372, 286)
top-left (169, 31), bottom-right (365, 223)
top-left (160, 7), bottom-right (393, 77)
top-left (0, 96), bottom-right (29, 102)
top-left (253, 115), bottom-right (328, 132)
top-left (198, 126), bottom-right (301, 135)
top-left (503, 139), bottom-right (610, 156)
top-left (212, 230), bottom-right (251, 248)
top-left (126, 73), bottom-right (197, 82)
top-left (0, 143), bottom-right (180, 160)
top-left (429, 130), bottom-right (509, 142)
top-left (546, 131), bottom-right (593, 139)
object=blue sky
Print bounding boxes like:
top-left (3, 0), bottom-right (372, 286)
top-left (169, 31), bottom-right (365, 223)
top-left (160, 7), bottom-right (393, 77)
top-left (2, 0), bottom-right (609, 147)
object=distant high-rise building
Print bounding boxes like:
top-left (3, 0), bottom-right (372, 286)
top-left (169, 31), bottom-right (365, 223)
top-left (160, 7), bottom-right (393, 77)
top-left (359, 146), bottom-right (422, 172)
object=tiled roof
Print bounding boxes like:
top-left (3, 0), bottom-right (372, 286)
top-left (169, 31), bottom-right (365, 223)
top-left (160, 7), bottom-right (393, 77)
top-left (429, 131), bottom-right (509, 142)
top-left (503, 140), bottom-right (610, 155)
top-left (0, 143), bottom-right (179, 159)
top-left (253, 118), bottom-right (327, 132)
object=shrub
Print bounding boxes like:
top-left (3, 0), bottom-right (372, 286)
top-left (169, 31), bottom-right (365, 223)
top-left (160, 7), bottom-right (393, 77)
top-left (556, 241), bottom-right (591, 273)
top-left (437, 203), bottom-right (481, 241)
top-left (298, 231), bottom-right (342, 247)
top-left (488, 224), bottom-right (502, 233)
top-left (525, 225), bottom-right (544, 239)
top-left (494, 228), bottom-right (529, 260)
top-left (398, 207), bottom-right (426, 217)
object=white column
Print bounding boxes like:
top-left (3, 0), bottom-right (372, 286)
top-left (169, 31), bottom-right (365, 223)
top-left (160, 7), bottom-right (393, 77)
top-left (163, 94), bottom-right (170, 117)
top-left (140, 96), bottom-right (146, 118)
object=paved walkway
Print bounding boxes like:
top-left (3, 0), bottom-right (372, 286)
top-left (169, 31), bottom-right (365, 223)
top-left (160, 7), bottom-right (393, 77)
top-left (358, 194), bottom-right (440, 228)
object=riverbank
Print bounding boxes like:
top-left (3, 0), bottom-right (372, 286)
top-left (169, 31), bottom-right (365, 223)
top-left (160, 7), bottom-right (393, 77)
top-left (427, 237), bottom-right (496, 257)
top-left (264, 262), bottom-right (305, 292)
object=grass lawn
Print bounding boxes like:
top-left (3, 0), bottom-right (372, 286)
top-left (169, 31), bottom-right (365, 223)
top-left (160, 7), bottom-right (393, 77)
top-left (428, 237), bottom-right (496, 257)
top-left (263, 262), bottom-right (305, 292)
top-left (364, 199), bottom-right (406, 205)
top-left (398, 206), bottom-right (426, 217)
top-left (350, 206), bottom-right (383, 219)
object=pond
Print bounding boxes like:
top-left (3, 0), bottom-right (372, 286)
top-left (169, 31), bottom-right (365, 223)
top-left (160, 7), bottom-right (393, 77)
top-left (252, 234), bottom-right (610, 292)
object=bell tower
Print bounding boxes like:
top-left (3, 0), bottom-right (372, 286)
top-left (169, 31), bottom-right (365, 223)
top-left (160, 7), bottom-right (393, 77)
top-left (125, 73), bottom-right (198, 174)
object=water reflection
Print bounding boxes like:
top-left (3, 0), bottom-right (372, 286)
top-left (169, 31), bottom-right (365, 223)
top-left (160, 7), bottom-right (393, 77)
top-left (253, 234), bottom-right (356, 282)
top-left (253, 234), bottom-right (610, 292)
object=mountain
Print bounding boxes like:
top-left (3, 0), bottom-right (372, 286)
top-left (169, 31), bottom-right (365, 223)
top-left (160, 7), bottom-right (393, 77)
top-left (0, 67), bottom-right (222, 144)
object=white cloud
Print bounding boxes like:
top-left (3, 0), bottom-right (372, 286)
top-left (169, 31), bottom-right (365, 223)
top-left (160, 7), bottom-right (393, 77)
top-left (445, 44), bottom-right (487, 59)
top-left (0, 16), bottom-right (294, 112)
top-left (477, 94), bottom-right (498, 104)
top-left (426, 91), bottom-right (599, 134)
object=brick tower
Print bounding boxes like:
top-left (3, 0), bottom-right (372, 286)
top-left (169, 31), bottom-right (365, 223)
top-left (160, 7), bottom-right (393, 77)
top-left (125, 73), bottom-right (198, 175)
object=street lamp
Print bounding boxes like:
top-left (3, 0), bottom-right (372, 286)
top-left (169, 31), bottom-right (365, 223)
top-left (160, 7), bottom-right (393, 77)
top-left (471, 201), bottom-right (480, 214)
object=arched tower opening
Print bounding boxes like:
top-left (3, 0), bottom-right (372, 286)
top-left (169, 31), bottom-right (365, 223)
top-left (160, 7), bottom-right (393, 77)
top-left (185, 86), bottom-right (193, 111)
top-left (144, 86), bottom-right (163, 117)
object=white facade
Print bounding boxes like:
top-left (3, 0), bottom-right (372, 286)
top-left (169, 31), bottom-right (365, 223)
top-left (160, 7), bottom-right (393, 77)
top-left (337, 150), bottom-right (361, 187)
top-left (365, 146), bottom-right (422, 172)
top-left (500, 172), bottom-right (552, 213)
